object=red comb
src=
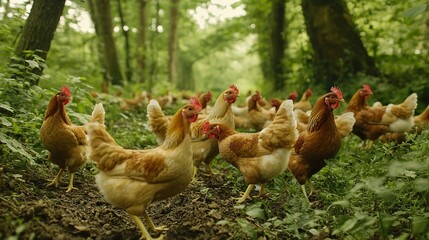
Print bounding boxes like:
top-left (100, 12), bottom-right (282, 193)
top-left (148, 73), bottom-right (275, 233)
top-left (61, 86), bottom-right (71, 96)
top-left (202, 121), bottom-right (211, 134)
top-left (229, 84), bottom-right (239, 94)
top-left (330, 86), bottom-right (343, 99)
top-left (190, 97), bottom-right (202, 111)
top-left (363, 84), bottom-right (372, 93)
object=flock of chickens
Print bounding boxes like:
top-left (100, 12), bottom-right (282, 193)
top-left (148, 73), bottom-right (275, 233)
top-left (39, 84), bottom-right (428, 239)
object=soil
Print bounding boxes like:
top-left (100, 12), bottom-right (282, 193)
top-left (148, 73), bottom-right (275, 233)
top-left (0, 159), bottom-right (289, 240)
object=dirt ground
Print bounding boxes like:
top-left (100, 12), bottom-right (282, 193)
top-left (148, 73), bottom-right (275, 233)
top-left (0, 159), bottom-right (291, 240)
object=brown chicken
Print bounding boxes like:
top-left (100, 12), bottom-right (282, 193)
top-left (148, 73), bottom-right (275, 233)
top-left (86, 98), bottom-right (201, 240)
top-left (346, 84), bottom-right (417, 147)
top-left (198, 91), bottom-right (212, 115)
top-left (120, 91), bottom-right (151, 111)
top-left (294, 88), bottom-right (313, 112)
top-left (147, 85), bottom-right (239, 175)
top-left (202, 100), bottom-right (298, 203)
top-left (288, 87), bottom-right (345, 203)
top-left (40, 86), bottom-right (87, 192)
top-left (247, 91), bottom-right (275, 131)
top-left (295, 111), bottom-right (356, 138)
top-left (270, 91), bottom-right (298, 112)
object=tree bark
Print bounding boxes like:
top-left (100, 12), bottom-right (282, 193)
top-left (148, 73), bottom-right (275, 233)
top-left (12, 0), bottom-right (65, 85)
top-left (302, 0), bottom-right (378, 85)
top-left (148, 0), bottom-right (161, 92)
top-left (168, 0), bottom-right (180, 85)
top-left (137, 0), bottom-right (148, 83)
top-left (116, 0), bottom-right (132, 82)
top-left (89, 0), bottom-right (123, 86)
top-left (270, 0), bottom-right (286, 91)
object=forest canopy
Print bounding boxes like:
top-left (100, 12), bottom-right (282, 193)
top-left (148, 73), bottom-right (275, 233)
top-left (0, 0), bottom-right (427, 105)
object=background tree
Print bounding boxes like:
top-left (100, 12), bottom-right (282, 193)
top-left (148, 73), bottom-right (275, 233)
top-left (270, 0), bottom-right (286, 91)
top-left (302, 0), bottom-right (379, 86)
top-left (168, 0), bottom-right (180, 85)
top-left (137, 0), bottom-right (148, 83)
top-left (12, 0), bottom-right (66, 86)
top-left (88, 0), bottom-right (123, 86)
top-left (116, 0), bottom-right (132, 82)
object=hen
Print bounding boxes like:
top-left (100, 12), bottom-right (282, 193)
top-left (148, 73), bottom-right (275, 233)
top-left (288, 87), bottom-right (345, 203)
top-left (345, 84), bottom-right (417, 147)
top-left (294, 88), bottom-right (313, 112)
top-left (202, 100), bottom-right (298, 203)
top-left (40, 86), bottom-right (87, 192)
top-left (147, 85), bottom-right (239, 175)
top-left (86, 98), bottom-right (201, 240)
top-left (198, 91), bottom-right (213, 115)
top-left (247, 91), bottom-right (276, 131)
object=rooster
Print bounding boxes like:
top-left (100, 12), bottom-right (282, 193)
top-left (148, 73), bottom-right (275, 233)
top-left (147, 85), bottom-right (239, 175)
top-left (40, 86), bottom-right (87, 192)
top-left (294, 88), bottom-right (313, 112)
top-left (346, 84), bottom-right (417, 147)
top-left (288, 87), bottom-right (345, 203)
top-left (86, 98), bottom-right (201, 240)
top-left (202, 100), bottom-right (298, 203)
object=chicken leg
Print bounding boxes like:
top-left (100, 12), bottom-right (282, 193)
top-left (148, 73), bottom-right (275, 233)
top-left (143, 211), bottom-right (168, 232)
top-left (236, 184), bottom-right (255, 203)
top-left (46, 168), bottom-right (64, 187)
top-left (257, 184), bottom-right (266, 197)
top-left (301, 185), bottom-right (310, 204)
top-left (65, 173), bottom-right (78, 192)
top-left (131, 214), bottom-right (164, 240)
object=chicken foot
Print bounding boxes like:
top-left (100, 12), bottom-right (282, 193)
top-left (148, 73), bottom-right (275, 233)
top-left (143, 211), bottom-right (168, 232)
top-left (131, 214), bottom-right (164, 240)
top-left (64, 173), bottom-right (78, 192)
top-left (301, 185), bottom-right (311, 204)
top-left (235, 184), bottom-right (255, 203)
top-left (307, 179), bottom-right (317, 196)
top-left (46, 168), bottom-right (64, 187)
top-left (257, 184), bottom-right (266, 197)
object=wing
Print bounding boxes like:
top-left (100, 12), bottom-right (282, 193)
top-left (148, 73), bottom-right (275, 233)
top-left (70, 125), bottom-right (87, 146)
top-left (294, 131), bottom-right (307, 155)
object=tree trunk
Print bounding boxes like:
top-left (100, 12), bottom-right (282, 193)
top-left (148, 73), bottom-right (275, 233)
top-left (90, 0), bottom-right (123, 86)
top-left (116, 0), bottom-right (132, 82)
top-left (148, 0), bottom-right (161, 92)
top-left (302, 0), bottom-right (378, 85)
top-left (137, 0), bottom-right (148, 83)
top-left (168, 0), bottom-right (179, 85)
top-left (270, 0), bottom-right (286, 91)
top-left (12, 0), bottom-right (65, 85)
top-left (177, 55), bottom-right (195, 91)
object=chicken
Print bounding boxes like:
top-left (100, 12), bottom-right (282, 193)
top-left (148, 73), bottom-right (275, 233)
top-left (120, 91), bottom-right (151, 111)
top-left (247, 91), bottom-right (276, 131)
top-left (147, 85), bottom-right (239, 175)
top-left (40, 86), bottom-right (87, 192)
top-left (295, 111), bottom-right (355, 138)
top-left (202, 100), bottom-right (298, 203)
top-left (198, 91), bottom-right (212, 115)
top-left (379, 105), bottom-right (429, 143)
top-left (294, 88), bottom-right (313, 111)
top-left (288, 87), bottom-right (345, 203)
top-left (270, 91), bottom-right (298, 112)
top-left (156, 90), bottom-right (177, 109)
top-left (345, 84), bottom-right (417, 147)
top-left (86, 98), bottom-right (201, 240)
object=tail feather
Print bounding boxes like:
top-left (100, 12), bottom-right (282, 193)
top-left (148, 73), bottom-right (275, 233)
top-left (260, 99), bottom-right (299, 148)
top-left (147, 99), bottom-right (170, 144)
top-left (89, 103), bottom-right (105, 124)
top-left (387, 93), bottom-right (417, 119)
top-left (335, 112), bottom-right (356, 138)
top-left (86, 103), bottom-right (122, 168)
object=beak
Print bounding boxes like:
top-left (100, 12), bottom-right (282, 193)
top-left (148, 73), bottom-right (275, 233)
top-left (340, 98), bottom-right (345, 103)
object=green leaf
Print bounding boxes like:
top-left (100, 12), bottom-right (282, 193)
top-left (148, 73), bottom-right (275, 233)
top-left (403, 170), bottom-right (416, 178)
top-left (400, 4), bottom-right (428, 23)
top-left (340, 218), bottom-right (358, 232)
top-left (0, 102), bottom-right (14, 113)
top-left (412, 216), bottom-right (428, 235)
top-left (0, 117), bottom-right (12, 127)
top-left (25, 59), bottom-right (40, 69)
top-left (245, 207), bottom-right (265, 220)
